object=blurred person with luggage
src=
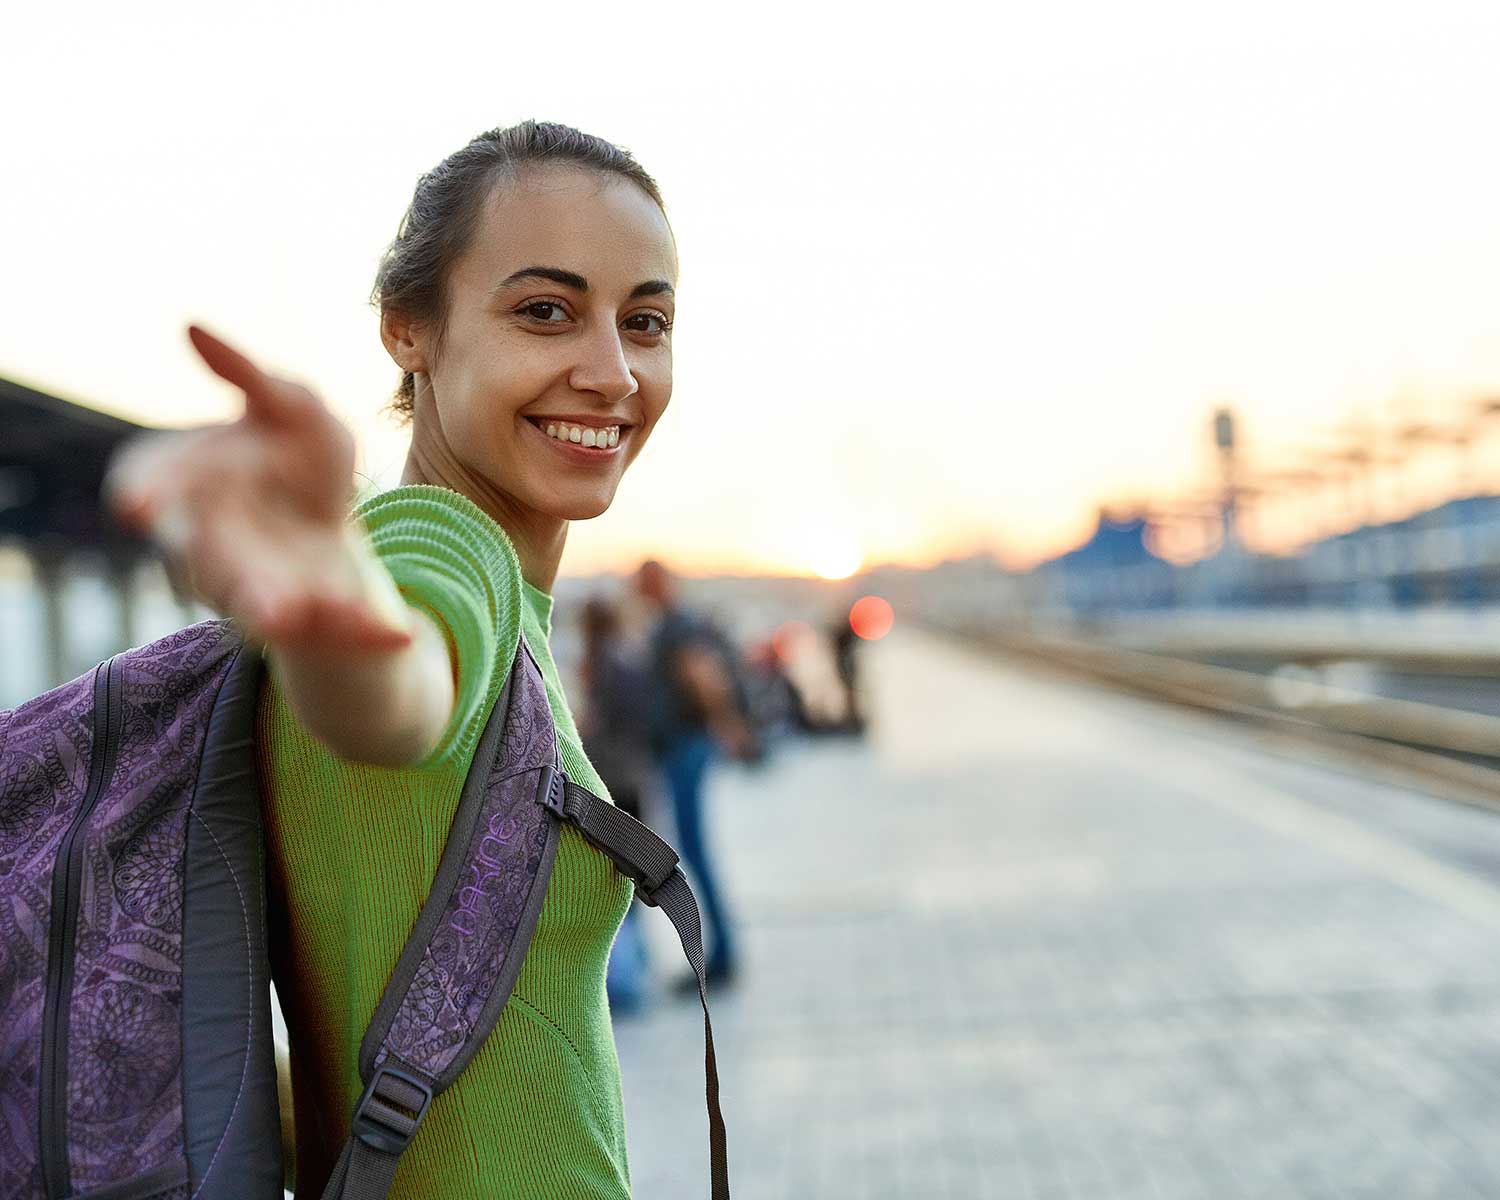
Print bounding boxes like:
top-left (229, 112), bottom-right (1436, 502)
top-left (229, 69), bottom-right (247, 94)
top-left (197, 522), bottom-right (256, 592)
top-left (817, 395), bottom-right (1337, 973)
top-left (633, 560), bottom-right (759, 990)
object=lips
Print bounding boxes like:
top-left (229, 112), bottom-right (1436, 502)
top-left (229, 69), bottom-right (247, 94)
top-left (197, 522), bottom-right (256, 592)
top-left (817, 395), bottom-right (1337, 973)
top-left (523, 415), bottom-right (627, 461)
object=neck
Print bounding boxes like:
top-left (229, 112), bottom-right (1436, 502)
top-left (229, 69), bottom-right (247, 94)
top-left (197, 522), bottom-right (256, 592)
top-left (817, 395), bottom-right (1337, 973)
top-left (400, 386), bottom-right (567, 594)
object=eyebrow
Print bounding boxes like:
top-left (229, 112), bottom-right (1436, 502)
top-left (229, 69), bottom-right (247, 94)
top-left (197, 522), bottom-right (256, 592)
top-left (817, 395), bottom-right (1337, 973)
top-left (494, 266), bottom-right (674, 301)
top-left (628, 279), bottom-right (675, 300)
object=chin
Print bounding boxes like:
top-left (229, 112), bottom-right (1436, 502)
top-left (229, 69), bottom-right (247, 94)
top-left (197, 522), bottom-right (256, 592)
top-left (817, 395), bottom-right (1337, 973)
top-left (547, 489), bottom-right (616, 521)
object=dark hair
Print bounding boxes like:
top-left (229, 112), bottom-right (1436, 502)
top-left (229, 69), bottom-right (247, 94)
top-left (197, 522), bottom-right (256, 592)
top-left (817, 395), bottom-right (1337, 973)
top-left (372, 120), bottom-right (666, 419)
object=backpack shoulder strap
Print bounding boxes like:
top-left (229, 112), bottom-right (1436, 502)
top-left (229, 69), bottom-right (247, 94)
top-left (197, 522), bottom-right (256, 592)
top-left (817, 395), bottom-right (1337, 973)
top-left (320, 631), bottom-right (730, 1200)
top-left (320, 630), bottom-right (561, 1199)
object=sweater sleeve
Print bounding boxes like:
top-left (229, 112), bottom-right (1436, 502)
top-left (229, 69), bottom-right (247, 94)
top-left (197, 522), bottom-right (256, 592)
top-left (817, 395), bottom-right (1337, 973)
top-left (351, 484), bottom-right (524, 774)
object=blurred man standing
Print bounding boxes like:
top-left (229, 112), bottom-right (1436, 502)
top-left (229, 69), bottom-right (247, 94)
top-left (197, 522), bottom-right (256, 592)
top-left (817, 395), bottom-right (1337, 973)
top-left (634, 560), bottom-right (758, 988)
top-left (578, 595), bottom-right (660, 1015)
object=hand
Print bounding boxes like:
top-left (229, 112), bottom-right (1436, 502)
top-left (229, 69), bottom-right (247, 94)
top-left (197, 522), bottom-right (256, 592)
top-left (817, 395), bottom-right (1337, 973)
top-left (106, 326), bottom-right (413, 654)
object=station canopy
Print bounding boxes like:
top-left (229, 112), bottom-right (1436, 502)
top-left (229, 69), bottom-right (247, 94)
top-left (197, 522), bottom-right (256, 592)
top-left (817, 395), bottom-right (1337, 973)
top-left (0, 376), bottom-right (152, 558)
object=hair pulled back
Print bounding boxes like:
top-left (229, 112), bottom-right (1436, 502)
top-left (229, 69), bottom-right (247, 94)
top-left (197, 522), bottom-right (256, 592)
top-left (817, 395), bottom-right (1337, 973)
top-left (373, 120), bottom-right (665, 419)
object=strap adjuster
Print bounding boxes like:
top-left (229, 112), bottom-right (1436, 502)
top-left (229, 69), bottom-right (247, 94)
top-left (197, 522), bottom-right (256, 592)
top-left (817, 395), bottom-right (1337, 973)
top-left (536, 764), bottom-right (567, 818)
top-left (538, 766), bottom-right (681, 901)
top-left (352, 1064), bottom-right (434, 1155)
top-left (635, 865), bottom-right (686, 908)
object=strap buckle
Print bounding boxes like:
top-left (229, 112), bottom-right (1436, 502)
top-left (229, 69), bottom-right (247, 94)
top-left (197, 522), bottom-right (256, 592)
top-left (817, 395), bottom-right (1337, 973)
top-left (352, 1064), bottom-right (434, 1155)
top-left (635, 864), bottom-right (686, 908)
top-left (536, 764), bottom-right (567, 818)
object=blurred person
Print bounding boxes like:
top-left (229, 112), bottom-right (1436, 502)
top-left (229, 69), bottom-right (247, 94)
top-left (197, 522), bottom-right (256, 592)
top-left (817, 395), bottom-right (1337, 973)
top-left (831, 620), bottom-right (867, 735)
top-left (633, 559), bottom-right (758, 989)
top-left (577, 594), bottom-right (658, 1016)
top-left (107, 121), bottom-right (679, 1199)
top-left (743, 634), bottom-right (804, 745)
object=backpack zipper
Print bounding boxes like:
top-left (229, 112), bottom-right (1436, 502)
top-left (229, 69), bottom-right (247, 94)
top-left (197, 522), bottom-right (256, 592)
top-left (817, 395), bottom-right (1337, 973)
top-left (38, 655), bottom-right (124, 1200)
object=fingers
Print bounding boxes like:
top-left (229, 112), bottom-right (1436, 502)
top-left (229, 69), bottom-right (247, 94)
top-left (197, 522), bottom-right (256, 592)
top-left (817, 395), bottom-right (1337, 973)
top-left (202, 530), bottom-right (412, 655)
top-left (219, 568), bottom-right (414, 654)
top-left (187, 324), bottom-right (317, 428)
top-left (187, 522), bottom-right (412, 654)
top-left (186, 324), bottom-right (262, 391)
top-left (104, 429), bottom-right (205, 533)
top-left (253, 592), bottom-right (416, 655)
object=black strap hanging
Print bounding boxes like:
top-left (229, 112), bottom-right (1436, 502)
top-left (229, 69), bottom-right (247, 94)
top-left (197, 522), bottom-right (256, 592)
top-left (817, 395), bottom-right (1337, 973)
top-left (540, 767), bottom-right (731, 1200)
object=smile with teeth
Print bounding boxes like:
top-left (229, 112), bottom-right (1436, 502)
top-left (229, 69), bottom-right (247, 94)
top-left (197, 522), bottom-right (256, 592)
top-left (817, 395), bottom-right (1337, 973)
top-left (536, 419), bottom-right (621, 449)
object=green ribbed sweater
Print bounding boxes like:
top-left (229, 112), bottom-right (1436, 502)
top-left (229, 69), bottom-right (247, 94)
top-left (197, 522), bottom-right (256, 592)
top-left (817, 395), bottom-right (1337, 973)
top-left (256, 484), bottom-right (633, 1198)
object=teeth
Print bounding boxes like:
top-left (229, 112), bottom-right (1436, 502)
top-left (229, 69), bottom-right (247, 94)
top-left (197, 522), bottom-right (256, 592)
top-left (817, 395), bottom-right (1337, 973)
top-left (538, 420), bottom-right (623, 449)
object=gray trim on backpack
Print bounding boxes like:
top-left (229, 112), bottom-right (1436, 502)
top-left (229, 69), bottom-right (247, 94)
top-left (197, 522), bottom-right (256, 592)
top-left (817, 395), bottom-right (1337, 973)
top-left (353, 637), bottom-right (565, 1091)
top-left (425, 813), bottom-right (562, 1092)
top-left (181, 641), bottom-right (283, 1199)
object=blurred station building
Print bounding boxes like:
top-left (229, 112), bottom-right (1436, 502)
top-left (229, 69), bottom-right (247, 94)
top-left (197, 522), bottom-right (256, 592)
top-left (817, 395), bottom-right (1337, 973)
top-left (0, 379), bottom-right (191, 705)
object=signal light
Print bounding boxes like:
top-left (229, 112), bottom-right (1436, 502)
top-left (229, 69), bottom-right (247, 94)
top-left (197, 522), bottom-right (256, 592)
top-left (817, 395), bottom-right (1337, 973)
top-left (849, 596), bottom-right (894, 641)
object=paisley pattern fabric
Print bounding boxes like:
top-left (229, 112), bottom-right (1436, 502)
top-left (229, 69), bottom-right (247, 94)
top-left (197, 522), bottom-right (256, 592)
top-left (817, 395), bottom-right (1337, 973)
top-left (0, 622), bottom-right (239, 1198)
top-left (377, 637), bottom-right (558, 1080)
top-left (3, 601), bottom-right (625, 1197)
top-left (0, 669), bottom-right (94, 1199)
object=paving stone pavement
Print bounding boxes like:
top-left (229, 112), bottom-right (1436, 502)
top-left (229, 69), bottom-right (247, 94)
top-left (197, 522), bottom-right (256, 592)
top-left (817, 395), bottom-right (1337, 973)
top-left (611, 626), bottom-right (1500, 1199)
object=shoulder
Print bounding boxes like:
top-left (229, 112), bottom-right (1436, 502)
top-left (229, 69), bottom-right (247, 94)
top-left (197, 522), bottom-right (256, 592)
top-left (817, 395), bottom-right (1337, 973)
top-left (658, 608), bottom-right (732, 659)
top-left (654, 608), bottom-right (705, 648)
top-left (347, 484), bottom-right (526, 771)
top-left (355, 485), bottom-right (522, 573)
top-left (354, 485), bottom-right (524, 626)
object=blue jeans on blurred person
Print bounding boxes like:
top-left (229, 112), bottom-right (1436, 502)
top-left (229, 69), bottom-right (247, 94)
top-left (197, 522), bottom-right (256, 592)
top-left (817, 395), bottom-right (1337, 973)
top-left (606, 899), bottom-right (649, 1016)
top-left (661, 731), bottom-right (737, 980)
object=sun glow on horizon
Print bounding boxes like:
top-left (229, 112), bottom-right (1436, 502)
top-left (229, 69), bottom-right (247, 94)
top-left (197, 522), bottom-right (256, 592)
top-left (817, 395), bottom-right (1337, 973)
top-left (804, 530), bottom-right (864, 581)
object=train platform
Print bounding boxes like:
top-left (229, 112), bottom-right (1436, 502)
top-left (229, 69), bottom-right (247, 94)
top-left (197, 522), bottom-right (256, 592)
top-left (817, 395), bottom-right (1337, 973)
top-left (614, 626), bottom-right (1500, 1199)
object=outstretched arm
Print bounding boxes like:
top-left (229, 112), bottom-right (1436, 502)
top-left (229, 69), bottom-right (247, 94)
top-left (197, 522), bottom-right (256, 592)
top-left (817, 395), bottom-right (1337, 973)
top-left (108, 326), bottom-right (455, 767)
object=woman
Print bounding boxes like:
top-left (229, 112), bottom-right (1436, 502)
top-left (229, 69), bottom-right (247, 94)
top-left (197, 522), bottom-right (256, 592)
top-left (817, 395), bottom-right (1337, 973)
top-left (109, 121), bottom-right (677, 1198)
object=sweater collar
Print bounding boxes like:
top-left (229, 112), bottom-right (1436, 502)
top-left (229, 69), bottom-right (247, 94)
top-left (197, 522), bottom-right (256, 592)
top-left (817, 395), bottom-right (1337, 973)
top-left (521, 579), bottom-right (554, 639)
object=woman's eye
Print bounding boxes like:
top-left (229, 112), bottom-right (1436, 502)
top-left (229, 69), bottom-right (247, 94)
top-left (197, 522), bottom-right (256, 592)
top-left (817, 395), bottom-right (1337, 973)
top-left (521, 301), bottom-right (568, 322)
top-left (623, 311), bottom-right (672, 335)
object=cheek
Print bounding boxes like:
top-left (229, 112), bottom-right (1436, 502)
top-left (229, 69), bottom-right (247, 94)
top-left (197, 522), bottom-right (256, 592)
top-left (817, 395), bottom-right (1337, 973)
top-left (444, 345), bottom-right (549, 442)
top-left (637, 360), bottom-right (673, 429)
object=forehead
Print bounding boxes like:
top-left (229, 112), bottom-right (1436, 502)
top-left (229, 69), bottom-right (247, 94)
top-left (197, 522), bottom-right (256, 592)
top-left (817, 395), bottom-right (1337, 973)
top-left (456, 164), bottom-right (678, 294)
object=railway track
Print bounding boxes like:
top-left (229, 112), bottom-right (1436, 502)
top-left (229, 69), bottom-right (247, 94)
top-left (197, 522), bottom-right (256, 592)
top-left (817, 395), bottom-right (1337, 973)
top-left (931, 620), bottom-right (1500, 813)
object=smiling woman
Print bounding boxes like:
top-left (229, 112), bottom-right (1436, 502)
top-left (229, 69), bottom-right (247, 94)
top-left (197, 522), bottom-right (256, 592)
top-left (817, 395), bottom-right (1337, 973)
top-left (104, 121), bottom-right (692, 1199)
top-left (375, 132), bottom-right (679, 579)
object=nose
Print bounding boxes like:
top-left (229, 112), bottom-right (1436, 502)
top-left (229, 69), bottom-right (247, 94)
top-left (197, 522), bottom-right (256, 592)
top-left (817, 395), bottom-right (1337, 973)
top-left (568, 324), bottom-right (638, 406)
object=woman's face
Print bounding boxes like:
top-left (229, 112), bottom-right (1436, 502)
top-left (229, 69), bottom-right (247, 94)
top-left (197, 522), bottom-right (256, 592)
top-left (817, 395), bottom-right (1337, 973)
top-left (397, 164), bottom-right (678, 521)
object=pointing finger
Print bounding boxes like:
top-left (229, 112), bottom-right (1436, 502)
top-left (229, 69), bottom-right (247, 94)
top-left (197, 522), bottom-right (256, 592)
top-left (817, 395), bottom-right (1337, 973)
top-left (187, 324), bottom-right (312, 427)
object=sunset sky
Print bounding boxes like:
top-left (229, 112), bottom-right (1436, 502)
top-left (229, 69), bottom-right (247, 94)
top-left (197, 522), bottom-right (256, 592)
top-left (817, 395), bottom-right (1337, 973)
top-left (7, 1), bottom-right (1500, 577)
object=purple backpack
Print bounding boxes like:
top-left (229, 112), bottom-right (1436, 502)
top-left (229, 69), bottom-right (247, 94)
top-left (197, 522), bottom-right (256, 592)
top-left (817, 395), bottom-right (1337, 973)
top-left (0, 620), bottom-right (728, 1200)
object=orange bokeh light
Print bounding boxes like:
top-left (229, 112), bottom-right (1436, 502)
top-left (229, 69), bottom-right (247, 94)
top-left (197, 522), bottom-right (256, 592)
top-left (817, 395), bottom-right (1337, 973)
top-left (849, 596), bottom-right (895, 641)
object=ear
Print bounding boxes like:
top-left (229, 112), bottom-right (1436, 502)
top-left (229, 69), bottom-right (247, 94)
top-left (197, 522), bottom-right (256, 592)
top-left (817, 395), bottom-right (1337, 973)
top-left (380, 309), bottom-right (431, 374)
